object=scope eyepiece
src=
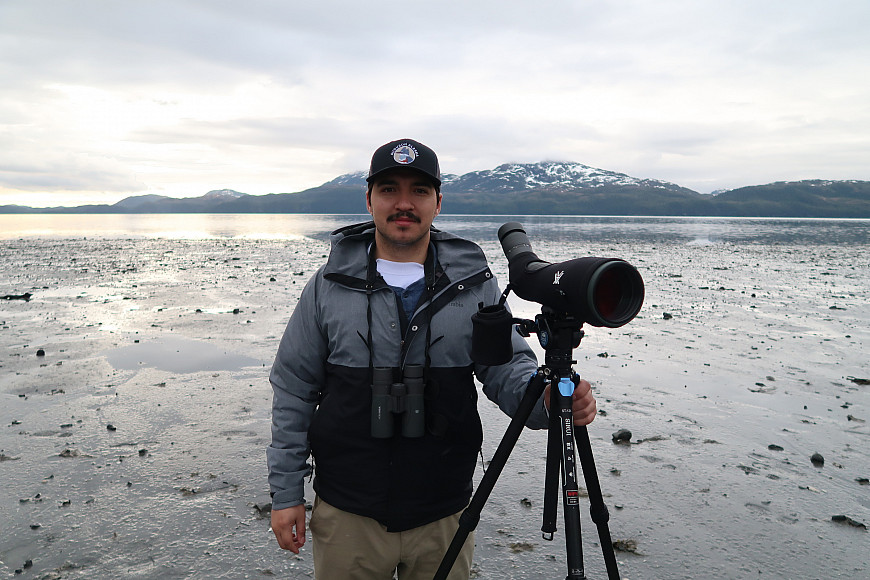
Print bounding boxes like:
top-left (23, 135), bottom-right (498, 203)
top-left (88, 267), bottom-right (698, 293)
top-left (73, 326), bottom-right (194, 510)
top-left (497, 222), bottom-right (536, 262)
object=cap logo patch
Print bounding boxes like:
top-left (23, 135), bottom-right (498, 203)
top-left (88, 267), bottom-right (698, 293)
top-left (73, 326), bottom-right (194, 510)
top-left (391, 144), bottom-right (418, 165)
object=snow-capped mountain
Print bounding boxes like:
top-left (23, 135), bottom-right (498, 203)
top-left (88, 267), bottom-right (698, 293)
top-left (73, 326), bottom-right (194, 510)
top-left (326, 171), bottom-right (368, 186)
top-left (441, 162), bottom-right (685, 193)
top-left (326, 162), bottom-right (685, 193)
top-left (201, 189), bottom-right (249, 200)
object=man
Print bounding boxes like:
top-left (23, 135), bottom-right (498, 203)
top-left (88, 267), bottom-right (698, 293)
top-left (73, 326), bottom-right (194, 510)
top-left (268, 138), bottom-right (597, 579)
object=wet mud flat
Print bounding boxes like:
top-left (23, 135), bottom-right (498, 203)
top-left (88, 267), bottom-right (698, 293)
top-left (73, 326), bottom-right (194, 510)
top-left (1, 232), bottom-right (869, 579)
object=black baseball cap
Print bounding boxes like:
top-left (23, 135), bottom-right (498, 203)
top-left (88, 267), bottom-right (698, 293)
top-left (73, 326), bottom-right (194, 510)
top-left (367, 138), bottom-right (441, 188)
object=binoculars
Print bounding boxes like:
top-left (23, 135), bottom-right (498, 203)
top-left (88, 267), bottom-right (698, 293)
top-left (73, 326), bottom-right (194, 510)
top-left (370, 365), bottom-right (425, 438)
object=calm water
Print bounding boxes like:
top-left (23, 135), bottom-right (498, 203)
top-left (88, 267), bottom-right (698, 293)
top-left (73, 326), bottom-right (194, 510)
top-left (1, 213), bottom-right (868, 245)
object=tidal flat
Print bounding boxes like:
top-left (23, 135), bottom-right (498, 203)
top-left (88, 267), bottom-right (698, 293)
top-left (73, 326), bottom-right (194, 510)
top-left (1, 215), bottom-right (868, 579)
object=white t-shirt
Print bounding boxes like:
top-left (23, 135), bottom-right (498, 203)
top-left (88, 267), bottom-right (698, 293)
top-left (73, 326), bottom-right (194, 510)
top-left (376, 259), bottom-right (424, 289)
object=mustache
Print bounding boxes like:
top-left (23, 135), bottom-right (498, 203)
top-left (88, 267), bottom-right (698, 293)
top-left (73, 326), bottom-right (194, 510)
top-left (387, 212), bottom-right (421, 223)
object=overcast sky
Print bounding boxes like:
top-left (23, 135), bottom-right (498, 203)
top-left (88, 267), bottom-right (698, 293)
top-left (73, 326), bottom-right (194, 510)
top-left (2, 0), bottom-right (869, 207)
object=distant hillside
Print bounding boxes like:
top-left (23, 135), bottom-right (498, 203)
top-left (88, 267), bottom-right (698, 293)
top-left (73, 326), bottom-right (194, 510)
top-left (112, 194), bottom-right (172, 209)
top-left (707, 180), bottom-right (870, 217)
top-left (2, 164), bottom-right (869, 217)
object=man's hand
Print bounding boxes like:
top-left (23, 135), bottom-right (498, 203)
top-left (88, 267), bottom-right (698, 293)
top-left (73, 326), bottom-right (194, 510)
top-left (271, 504), bottom-right (307, 553)
top-left (544, 378), bottom-right (597, 426)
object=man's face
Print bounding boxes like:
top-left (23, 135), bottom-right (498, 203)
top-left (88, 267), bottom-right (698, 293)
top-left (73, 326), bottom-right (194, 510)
top-left (367, 168), bottom-right (442, 255)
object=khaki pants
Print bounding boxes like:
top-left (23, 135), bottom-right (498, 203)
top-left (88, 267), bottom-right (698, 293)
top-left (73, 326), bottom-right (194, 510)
top-left (310, 497), bottom-right (474, 580)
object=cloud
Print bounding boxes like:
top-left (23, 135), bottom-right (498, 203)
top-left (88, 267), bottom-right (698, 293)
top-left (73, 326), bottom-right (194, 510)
top-left (1, 0), bottom-right (869, 205)
top-left (0, 155), bottom-right (142, 192)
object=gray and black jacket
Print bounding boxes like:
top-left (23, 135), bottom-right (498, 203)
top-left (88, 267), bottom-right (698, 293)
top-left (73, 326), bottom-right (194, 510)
top-left (267, 222), bottom-right (548, 531)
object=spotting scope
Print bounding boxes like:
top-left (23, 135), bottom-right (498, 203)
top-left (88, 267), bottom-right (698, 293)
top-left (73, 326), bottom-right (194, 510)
top-left (497, 222), bottom-right (644, 327)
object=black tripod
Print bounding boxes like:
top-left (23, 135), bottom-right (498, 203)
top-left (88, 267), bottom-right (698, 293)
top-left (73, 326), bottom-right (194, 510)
top-left (433, 310), bottom-right (621, 580)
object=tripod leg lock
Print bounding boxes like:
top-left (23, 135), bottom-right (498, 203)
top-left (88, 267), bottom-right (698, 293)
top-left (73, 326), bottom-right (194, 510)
top-left (558, 376), bottom-right (575, 397)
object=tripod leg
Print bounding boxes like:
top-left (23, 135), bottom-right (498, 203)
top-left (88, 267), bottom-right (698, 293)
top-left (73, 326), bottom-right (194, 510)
top-left (432, 372), bottom-right (548, 580)
top-left (575, 425), bottom-right (621, 580)
top-left (541, 388), bottom-right (561, 540)
top-left (554, 377), bottom-right (587, 580)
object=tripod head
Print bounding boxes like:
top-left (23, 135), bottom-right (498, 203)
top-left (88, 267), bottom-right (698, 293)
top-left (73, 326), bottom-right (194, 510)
top-left (513, 308), bottom-right (585, 376)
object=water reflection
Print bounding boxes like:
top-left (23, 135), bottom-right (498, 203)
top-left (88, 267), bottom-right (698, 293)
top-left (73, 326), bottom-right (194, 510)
top-left (1, 214), bottom-right (868, 246)
top-left (0, 214), bottom-right (357, 241)
top-left (437, 216), bottom-right (870, 246)
top-left (105, 335), bottom-right (262, 373)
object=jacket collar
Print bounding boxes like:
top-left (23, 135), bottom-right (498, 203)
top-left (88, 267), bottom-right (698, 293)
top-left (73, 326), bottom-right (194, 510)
top-left (323, 221), bottom-right (488, 284)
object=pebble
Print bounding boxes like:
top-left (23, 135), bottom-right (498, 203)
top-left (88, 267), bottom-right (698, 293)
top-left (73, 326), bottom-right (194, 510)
top-left (14, 560), bottom-right (33, 575)
top-left (831, 515), bottom-right (867, 529)
top-left (612, 429), bottom-right (632, 444)
top-left (613, 538), bottom-right (640, 553)
top-left (253, 502), bottom-right (272, 516)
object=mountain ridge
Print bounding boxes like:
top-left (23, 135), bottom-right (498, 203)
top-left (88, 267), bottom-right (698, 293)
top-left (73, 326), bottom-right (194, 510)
top-left (2, 162), bottom-right (869, 217)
